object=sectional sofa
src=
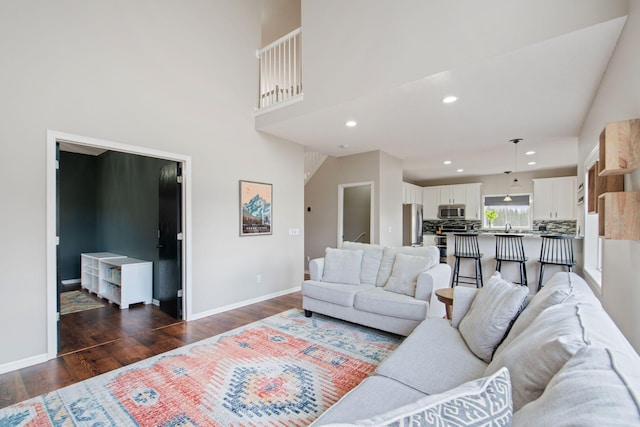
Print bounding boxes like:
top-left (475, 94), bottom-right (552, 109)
top-left (302, 242), bottom-right (452, 336)
top-left (310, 270), bottom-right (640, 426)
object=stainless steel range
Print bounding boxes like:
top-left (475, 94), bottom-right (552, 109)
top-left (434, 224), bottom-right (469, 262)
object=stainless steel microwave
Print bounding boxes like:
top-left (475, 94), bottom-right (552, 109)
top-left (438, 204), bottom-right (465, 219)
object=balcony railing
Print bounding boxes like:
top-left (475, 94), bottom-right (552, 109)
top-left (257, 28), bottom-right (302, 110)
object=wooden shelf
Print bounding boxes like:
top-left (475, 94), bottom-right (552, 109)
top-left (599, 118), bottom-right (640, 176)
top-left (587, 160), bottom-right (623, 214)
top-left (598, 192), bottom-right (640, 240)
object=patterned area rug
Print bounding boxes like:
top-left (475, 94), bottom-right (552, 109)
top-left (0, 309), bottom-right (401, 426)
top-left (60, 290), bottom-right (107, 315)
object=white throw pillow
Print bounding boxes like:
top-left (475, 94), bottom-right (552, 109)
top-left (459, 272), bottom-right (529, 363)
top-left (343, 368), bottom-right (512, 427)
top-left (342, 241), bottom-right (385, 285)
top-left (322, 247), bottom-right (363, 285)
top-left (375, 246), bottom-right (439, 287)
top-left (383, 253), bottom-right (433, 297)
top-left (513, 347), bottom-right (640, 426)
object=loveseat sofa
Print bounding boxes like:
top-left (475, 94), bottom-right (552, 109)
top-left (302, 242), bottom-right (452, 336)
top-left (312, 271), bottom-right (640, 426)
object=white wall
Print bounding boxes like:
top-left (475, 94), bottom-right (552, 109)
top-left (304, 150), bottom-right (403, 264)
top-left (0, 1), bottom-right (304, 367)
top-left (261, 0), bottom-right (301, 47)
top-left (577, 1), bottom-right (640, 351)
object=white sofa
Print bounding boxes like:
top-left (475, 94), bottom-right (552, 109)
top-left (302, 242), bottom-right (452, 336)
top-left (312, 271), bottom-right (640, 426)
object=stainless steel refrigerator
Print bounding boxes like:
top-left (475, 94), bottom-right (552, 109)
top-left (402, 204), bottom-right (423, 246)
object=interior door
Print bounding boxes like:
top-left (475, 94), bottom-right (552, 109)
top-left (157, 163), bottom-right (183, 318)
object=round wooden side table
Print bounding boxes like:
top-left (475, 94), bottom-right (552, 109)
top-left (435, 288), bottom-right (454, 320)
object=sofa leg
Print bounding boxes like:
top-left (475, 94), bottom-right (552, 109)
top-left (304, 309), bottom-right (312, 318)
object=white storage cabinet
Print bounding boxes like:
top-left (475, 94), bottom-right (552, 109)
top-left (533, 177), bottom-right (577, 220)
top-left (81, 252), bottom-right (126, 294)
top-left (98, 257), bottom-right (153, 309)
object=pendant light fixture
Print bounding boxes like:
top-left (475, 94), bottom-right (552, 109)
top-left (503, 171), bottom-right (513, 202)
top-left (510, 138), bottom-right (523, 190)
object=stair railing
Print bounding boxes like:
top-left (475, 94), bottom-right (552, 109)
top-left (257, 28), bottom-right (302, 110)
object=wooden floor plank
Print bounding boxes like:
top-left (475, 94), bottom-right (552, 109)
top-left (0, 291), bottom-right (302, 409)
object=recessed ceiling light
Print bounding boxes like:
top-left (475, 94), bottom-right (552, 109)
top-left (443, 160), bottom-right (452, 165)
top-left (339, 144), bottom-right (350, 149)
top-left (457, 168), bottom-right (464, 173)
top-left (525, 151), bottom-right (535, 155)
top-left (345, 120), bottom-right (357, 127)
top-left (528, 161), bottom-right (536, 165)
top-left (442, 96), bottom-right (458, 104)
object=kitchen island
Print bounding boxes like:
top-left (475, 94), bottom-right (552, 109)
top-left (425, 231), bottom-right (582, 294)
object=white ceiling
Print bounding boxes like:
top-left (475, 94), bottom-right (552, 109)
top-left (258, 16), bottom-right (626, 183)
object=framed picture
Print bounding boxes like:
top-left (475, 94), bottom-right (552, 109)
top-left (239, 180), bottom-right (272, 236)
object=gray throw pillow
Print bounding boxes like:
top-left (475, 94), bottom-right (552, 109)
top-left (383, 253), bottom-right (433, 297)
top-left (322, 247), bottom-right (363, 285)
top-left (459, 272), bottom-right (529, 363)
top-left (346, 367), bottom-right (512, 426)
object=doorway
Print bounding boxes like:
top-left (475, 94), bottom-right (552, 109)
top-left (338, 182), bottom-right (374, 247)
top-left (47, 131), bottom-right (192, 360)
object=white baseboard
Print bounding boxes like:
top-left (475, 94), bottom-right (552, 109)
top-left (152, 299), bottom-right (160, 306)
top-left (188, 286), bottom-right (301, 321)
top-left (0, 353), bottom-right (48, 375)
top-left (61, 278), bottom-right (81, 286)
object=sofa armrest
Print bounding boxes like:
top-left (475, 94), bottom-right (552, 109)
top-left (415, 263), bottom-right (452, 319)
top-left (309, 257), bottom-right (325, 281)
top-left (451, 286), bottom-right (479, 328)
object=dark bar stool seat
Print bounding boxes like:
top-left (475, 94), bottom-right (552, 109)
top-left (451, 233), bottom-right (483, 288)
top-left (494, 234), bottom-right (528, 286)
top-left (538, 235), bottom-right (576, 290)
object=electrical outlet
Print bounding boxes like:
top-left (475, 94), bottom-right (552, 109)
top-left (256, 274), bottom-right (262, 283)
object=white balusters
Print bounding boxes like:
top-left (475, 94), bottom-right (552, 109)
top-left (257, 28), bottom-right (302, 109)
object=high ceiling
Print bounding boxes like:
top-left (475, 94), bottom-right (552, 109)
top-left (257, 15), bottom-right (626, 183)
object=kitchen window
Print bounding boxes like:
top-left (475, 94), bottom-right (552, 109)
top-left (483, 194), bottom-right (532, 229)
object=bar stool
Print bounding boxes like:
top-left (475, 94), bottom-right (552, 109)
top-left (538, 235), bottom-right (576, 290)
top-left (451, 233), bottom-right (483, 288)
top-left (494, 234), bottom-right (528, 286)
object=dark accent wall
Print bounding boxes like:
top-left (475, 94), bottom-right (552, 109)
top-left (59, 152), bottom-right (98, 281)
top-left (96, 151), bottom-right (174, 297)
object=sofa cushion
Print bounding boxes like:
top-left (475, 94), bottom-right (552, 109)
top-left (354, 287), bottom-right (429, 321)
top-left (342, 241), bottom-right (385, 285)
top-left (375, 246), bottom-right (439, 287)
top-left (323, 247), bottom-right (363, 285)
top-left (302, 280), bottom-right (374, 307)
top-left (485, 302), bottom-right (595, 411)
top-left (383, 253), bottom-right (433, 296)
top-left (459, 272), bottom-right (529, 363)
top-left (376, 318), bottom-right (488, 395)
top-left (310, 376), bottom-right (427, 426)
top-left (347, 368), bottom-right (512, 427)
top-left (513, 346), bottom-right (640, 426)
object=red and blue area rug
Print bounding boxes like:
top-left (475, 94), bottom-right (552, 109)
top-left (1, 309), bottom-right (401, 426)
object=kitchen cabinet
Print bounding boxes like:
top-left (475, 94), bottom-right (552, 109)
top-left (464, 183), bottom-right (482, 220)
top-left (422, 187), bottom-right (441, 219)
top-left (533, 177), bottom-right (577, 220)
top-left (421, 183), bottom-right (482, 220)
top-left (402, 182), bottom-right (423, 205)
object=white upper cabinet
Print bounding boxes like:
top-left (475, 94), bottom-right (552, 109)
top-left (464, 183), bottom-right (482, 220)
top-left (402, 182), bottom-right (423, 205)
top-left (533, 177), bottom-right (577, 220)
top-left (422, 186), bottom-right (441, 219)
top-left (421, 183), bottom-right (482, 220)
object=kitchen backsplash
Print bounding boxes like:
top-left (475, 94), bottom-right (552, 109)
top-left (423, 219), bottom-right (577, 235)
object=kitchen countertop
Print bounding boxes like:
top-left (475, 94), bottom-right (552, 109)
top-left (425, 230), bottom-right (582, 239)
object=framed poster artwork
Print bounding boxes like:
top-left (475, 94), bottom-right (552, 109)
top-left (239, 180), bottom-right (272, 236)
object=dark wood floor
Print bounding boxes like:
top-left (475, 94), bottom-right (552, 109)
top-left (0, 290), bottom-right (302, 410)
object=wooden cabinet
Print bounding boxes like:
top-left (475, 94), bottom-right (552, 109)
top-left (81, 252), bottom-right (126, 294)
top-left (99, 257), bottom-right (153, 309)
top-left (533, 177), bottom-right (577, 220)
top-left (596, 118), bottom-right (640, 240)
